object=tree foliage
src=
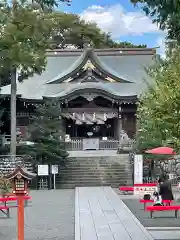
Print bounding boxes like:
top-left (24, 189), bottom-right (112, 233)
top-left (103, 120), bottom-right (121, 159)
top-left (0, 0), bottom-right (56, 82)
top-left (130, 0), bottom-right (180, 42)
top-left (21, 99), bottom-right (68, 165)
top-left (50, 12), bottom-right (147, 49)
top-left (137, 47), bottom-right (180, 152)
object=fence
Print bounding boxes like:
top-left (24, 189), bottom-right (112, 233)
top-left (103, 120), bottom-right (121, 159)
top-left (65, 139), bottom-right (135, 151)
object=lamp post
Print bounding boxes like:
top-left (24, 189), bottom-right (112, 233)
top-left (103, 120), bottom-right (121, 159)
top-left (5, 166), bottom-right (36, 240)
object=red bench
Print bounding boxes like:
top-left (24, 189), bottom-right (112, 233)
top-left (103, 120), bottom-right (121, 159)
top-left (146, 205), bottom-right (180, 218)
top-left (119, 186), bottom-right (134, 194)
top-left (140, 199), bottom-right (173, 211)
top-left (0, 196), bottom-right (31, 217)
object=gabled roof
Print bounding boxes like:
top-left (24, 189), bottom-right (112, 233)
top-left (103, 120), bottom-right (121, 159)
top-left (0, 47), bottom-right (156, 100)
top-left (46, 48), bottom-right (133, 84)
top-left (5, 166), bottom-right (36, 180)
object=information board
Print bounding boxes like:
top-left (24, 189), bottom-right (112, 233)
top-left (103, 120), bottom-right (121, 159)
top-left (52, 165), bottom-right (58, 174)
top-left (38, 165), bottom-right (49, 176)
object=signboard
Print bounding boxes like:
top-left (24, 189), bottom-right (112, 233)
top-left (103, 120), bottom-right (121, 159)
top-left (169, 173), bottom-right (176, 180)
top-left (38, 165), bottom-right (49, 176)
top-left (134, 154), bottom-right (143, 184)
top-left (52, 165), bottom-right (58, 174)
top-left (134, 183), bottom-right (157, 196)
top-left (52, 165), bottom-right (58, 190)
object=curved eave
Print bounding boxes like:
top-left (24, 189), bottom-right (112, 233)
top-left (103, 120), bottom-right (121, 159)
top-left (46, 50), bottom-right (88, 84)
top-left (89, 50), bottom-right (132, 83)
top-left (43, 87), bottom-right (137, 102)
top-left (47, 48), bottom-right (132, 84)
top-left (0, 94), bottom-right (22, 99)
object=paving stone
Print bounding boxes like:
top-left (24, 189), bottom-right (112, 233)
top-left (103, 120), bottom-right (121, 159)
top-left (0, 190), bottom-right (75, 240)
top-left (75, 187), bottom-right (153, 240)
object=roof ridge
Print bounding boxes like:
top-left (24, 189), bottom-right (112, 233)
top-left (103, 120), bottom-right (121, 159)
top-left (47, 47), bottom-right (156, 52)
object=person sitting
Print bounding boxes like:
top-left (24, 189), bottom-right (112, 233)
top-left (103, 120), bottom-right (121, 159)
top-left (158, 176), bottom-right (174, 205)
top-left (153, 191), bottom-right (163, 206)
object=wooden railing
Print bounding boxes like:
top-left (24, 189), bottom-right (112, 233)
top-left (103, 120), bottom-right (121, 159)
top-left (1, 135), bottom-right (136, 151)
top-left (65, 139), bottom-right (135, 151)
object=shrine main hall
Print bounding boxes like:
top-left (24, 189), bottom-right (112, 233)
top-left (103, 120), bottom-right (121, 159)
top-left (0, 47), bottom-right (156, 151)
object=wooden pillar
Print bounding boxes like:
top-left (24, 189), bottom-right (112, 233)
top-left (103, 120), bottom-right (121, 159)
top-left (17, 196), bottom-right (24, 240)
top-left (117, 103), bottom-right (122, 140)
top-left (117, 118), bottom-right (122, 141)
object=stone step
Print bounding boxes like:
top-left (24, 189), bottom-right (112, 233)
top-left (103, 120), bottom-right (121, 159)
top-left (61, 164), bottom-right (127, 170)
top-left (66, 160), bottom-right (129, 164)
top-left (57, 182), bottom-right (125, 189)
top-left (58, 177), bottom-right (130, 182)
top-left (66, 160), bottom-right (129, 163)
top-left (57, 154), bottom-right (132, 188)
top-left (58, 172), bottom-right (132, 177)
top-left (56, 173), bottom-right (132, 179)
top-left (57, 180), bottom-right (129, 185)
top-left (59, 168), bottom-right (128, 173)
top-left (67, 158), bottom-right (130, 163)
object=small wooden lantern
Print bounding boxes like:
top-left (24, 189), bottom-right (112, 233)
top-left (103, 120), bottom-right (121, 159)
top-left (6, 166), bottom-right (36, 195)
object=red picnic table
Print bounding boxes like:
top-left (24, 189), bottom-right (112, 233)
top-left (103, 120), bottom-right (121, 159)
top-left (0, 196), bottom-right (31, 218)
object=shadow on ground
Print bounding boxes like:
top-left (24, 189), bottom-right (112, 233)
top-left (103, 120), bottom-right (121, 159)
top-left (123, 199), bottom-right (180, 228)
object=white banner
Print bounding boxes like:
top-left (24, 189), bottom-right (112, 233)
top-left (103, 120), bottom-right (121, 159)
top-left (38, 165), bottom-right (49, 176)
top-left (134, 154), bottom-right (143, 184)
top-left (134, 185), bottom-right (157, 196)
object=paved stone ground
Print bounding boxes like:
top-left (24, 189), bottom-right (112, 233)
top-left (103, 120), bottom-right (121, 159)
top-left (76, 187), bottom-right (154, 240)
top-left (122, 198), bottom-right (180, 228)
top-left (0, 190), bottom-right (75, 240)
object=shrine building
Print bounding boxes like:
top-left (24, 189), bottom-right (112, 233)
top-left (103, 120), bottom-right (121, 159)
top-left (0, 47), bottom-right (156, 151)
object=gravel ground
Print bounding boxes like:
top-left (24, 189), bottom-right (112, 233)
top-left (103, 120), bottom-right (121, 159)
top-left (122, 198), bottom-right (180, 228)
top-left (0, 190), bottom-right (75, 240)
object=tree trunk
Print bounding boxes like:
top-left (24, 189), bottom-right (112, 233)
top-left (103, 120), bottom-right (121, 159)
top-left (10, 68), bottom-right (17, 161)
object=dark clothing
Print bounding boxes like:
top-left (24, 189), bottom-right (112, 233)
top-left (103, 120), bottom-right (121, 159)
top-left (159, 180), bottom-right (174, 200)
top-left (153, 203), bottom-right (163, 206)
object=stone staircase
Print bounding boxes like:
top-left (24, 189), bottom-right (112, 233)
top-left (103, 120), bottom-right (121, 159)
top-left (56, 154), bottom-right (133, 189)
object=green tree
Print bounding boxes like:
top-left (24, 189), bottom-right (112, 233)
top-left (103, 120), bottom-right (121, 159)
top-left (130, 0), bottom-right (180, 42)
top-left (0, 0), bottom-right (69, 157)
top-left (22, 99), bottom-right (68, 165)
top-left (50, 12), bottom-right (147, 49)
top-left (137, 46), bottom-right (180, 152)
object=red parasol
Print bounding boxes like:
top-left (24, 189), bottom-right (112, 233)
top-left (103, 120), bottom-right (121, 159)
top-left (145, 147), bottom-right (176, 155)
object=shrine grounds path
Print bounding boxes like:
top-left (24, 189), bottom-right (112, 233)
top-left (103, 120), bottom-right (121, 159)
top-left (119, 191), bottom-right (180, 240)
top-left (1, 188), bottom-right (180, 240)
top-left (0, 190), bottom-right (75, 240)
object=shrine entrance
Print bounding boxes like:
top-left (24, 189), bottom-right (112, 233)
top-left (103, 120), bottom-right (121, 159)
top-left (66, 118), bottom-right (116, 139)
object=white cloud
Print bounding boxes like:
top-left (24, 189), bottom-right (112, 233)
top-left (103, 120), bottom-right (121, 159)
top-left (80, 4), bottom-right (160, 39)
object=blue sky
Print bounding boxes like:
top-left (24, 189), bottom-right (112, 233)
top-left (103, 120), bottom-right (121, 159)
top-left (60, 0), bottom-right (165, 55)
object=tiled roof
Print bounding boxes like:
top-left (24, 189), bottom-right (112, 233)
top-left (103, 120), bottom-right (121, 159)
top-left (0, 48), bottom-right (156, 100)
